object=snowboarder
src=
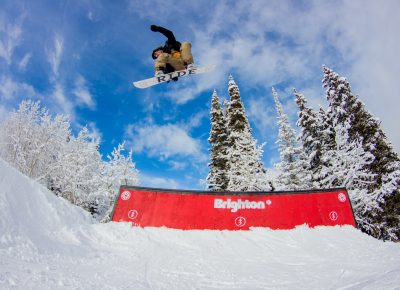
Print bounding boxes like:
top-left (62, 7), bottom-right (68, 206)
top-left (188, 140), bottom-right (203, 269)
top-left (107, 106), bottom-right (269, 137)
top-left (150, 25), bottom-right (194, 80)
top-left (133, 26), bottom-right (213, 89)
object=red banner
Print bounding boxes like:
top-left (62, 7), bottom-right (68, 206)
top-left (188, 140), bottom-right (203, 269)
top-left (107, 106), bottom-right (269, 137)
top-left (112, 187), bottom-right (356, 230)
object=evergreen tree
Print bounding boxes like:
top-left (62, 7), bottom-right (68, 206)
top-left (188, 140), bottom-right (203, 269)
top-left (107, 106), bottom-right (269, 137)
top-left (225, 75), bottom-right (270, 191)
top-left (294, 89), bottom-right (323, 186)
top-left (317, 107), bottom-right (337, 153)
top-left (318, 120), bottom-right (377, 231)
top-left (273, 88), bottom-right (311, 190)
top-left (207, 89), bottom-right (229, 191)
top-left (323, 66), bottom-right (400, 241)
top-left (313, 106), bottom-right (338, 186)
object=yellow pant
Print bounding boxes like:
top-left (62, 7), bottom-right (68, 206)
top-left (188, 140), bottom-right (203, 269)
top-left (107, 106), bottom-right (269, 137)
top-left (154, 42), bottom-right (194, 71)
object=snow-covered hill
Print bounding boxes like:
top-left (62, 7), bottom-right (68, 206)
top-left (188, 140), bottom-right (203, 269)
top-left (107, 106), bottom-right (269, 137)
top-left (0, 158), bottom-right (399, 289)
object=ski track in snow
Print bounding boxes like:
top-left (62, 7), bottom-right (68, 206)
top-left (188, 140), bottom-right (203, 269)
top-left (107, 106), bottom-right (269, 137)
top-left (1, 158), bottom-right (400, 289)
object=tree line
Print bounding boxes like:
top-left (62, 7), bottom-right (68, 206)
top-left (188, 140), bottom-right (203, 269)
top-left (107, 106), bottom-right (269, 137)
top-left (207, 67), bottom-right (400, 242)
top-left (0, 100), bottom-right (138, 221)
top-left (0, 66), bottom-right (398, 242)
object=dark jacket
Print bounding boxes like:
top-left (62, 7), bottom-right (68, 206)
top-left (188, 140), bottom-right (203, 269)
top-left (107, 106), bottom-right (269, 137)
top-left (151, 25), bottom-right (181, 59)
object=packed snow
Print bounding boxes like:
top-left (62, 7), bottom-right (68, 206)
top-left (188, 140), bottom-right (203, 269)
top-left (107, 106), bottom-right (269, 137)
top-left (1, 158), bottom-right (399, 289)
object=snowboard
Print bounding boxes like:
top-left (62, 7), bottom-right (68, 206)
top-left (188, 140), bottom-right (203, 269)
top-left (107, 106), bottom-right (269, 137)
top-left (133, 64), bottom-right (215, 89)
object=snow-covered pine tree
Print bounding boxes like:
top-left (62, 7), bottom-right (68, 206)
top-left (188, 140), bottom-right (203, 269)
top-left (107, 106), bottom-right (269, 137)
top-left (317, 107), bottom-right (337, 153)
top-left (224, 75), bottom-right (270, 191)
top-left (101, 142), bottom-right (139, 222)
top-left (294, 89), bottom-right (323, 186)
top-left (273, 88), bottom-right (311, 190)
top-left (313, 106), bottom-right (338, 186)
top-left (207, 89), bottom-right (229, 191)
top-left (322, 66), bottom-right (400, 241)
top-left (318, 120), bottom-right (377, 231)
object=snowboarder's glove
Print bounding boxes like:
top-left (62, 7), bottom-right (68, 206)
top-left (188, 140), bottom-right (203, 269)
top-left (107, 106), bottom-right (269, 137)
top-left (150, 25), bottom-right (160, 32)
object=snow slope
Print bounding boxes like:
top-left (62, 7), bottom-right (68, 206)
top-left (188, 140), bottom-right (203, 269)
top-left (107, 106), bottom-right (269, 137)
top-left (0, 158), bottom-right (400, 289)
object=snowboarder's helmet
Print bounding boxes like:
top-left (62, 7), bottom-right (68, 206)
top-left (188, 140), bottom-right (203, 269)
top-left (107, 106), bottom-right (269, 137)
top-left (152, 46), bottom-right (164, 59)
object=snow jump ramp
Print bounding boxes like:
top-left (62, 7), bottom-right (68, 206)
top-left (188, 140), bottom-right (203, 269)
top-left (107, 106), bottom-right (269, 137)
top-left (112, 187), bottom-right (356, 230)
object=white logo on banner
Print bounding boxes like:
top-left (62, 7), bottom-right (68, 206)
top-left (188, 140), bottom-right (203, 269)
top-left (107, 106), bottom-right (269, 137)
top-left (214, 198), bottom-right (267, 212)
top-left (329, 211), bottom-right (338, 221)
top-left (121, 191), bottom-right (131, 200)
top-left (338, 193), bottom-right (347, 202)
top-left (235, 216), bottom-right (246, 227)
top-left (128, 210), bottom-right (138, 220)
top-left (266, 200), bottom-right (272, 206)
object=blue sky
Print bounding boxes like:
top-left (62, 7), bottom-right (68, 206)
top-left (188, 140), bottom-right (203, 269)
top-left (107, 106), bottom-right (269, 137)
top-left (1, 0), bottom-right (400, 190)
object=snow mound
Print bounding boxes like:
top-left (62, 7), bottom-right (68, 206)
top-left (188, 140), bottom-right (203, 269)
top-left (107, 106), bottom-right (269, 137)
top-left (0, 158), bottom-right (92, 253)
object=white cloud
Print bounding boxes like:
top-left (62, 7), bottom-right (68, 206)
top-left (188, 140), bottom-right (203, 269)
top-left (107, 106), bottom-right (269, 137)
top-left (127, 1), bottom-right (202, 21)
top-left (87, 11), bottom-right (95, 22)
top-left (247, 96), bottom-right (276, 139)
top-left (138, 172), bottom-right (180, 189)
top-left (185, 110), bottom-right (208, 130)
top-left (47, 34), bottom-right (64, 80)
top-left (125, 123), bottom-right (203, 160)
top-left (73, 75), bottom-right (96, 109)
top-left (168, 160), bottom-right (186, 170)
top-left (18, 53), bottom-right (31, 71)
top-left (85, 1), bottom-right (103, 23)
top-left (86, 121), bottom-right (102, 142)
top-left (0, 16), bottom-right (23, 64)
top-left (52, 83), bottom-right (74, 117)
top-left (0, 76), bottom-right (36, 101)
top-left (191, 3), bottom-right (324, 89)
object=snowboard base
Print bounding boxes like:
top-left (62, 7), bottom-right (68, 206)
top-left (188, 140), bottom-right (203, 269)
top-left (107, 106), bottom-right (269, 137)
top-left (133, 65), bottom-right (215, 89)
